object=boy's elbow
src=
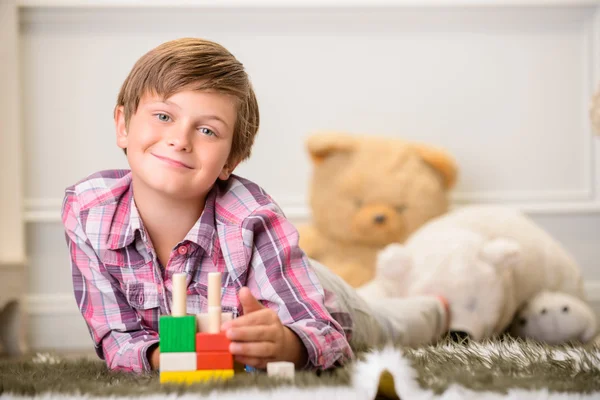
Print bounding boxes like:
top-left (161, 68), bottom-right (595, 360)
top-left (100, 330), bottom-right (159, 374)
top-left (285, 319), bottom-right (353, 371)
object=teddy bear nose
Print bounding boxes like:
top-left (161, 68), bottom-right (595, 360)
top-left (373, 214), bottom-right (387, 224)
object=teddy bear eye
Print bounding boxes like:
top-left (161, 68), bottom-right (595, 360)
top-left (519, 318), bottom-right (527, 326)
top-left (562, 306), bottom-right (569, 313)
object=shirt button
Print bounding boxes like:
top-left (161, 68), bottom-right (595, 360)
top-left (178, 245), bottom-right (188, 255)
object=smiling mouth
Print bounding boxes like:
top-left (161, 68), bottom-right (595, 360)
top-left (152, 153), bottom-right (193, 169)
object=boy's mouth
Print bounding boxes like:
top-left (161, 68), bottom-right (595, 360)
top-left (152, 153), bottom-right (193, 169)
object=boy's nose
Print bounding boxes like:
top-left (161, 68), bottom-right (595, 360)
top-left (166, 129), bottom-right (192, 151)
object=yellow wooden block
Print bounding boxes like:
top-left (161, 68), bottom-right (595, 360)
top-left (160, 369), bottom-right (234, 385)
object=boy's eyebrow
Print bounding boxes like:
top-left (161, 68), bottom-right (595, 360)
top-left (151, 100), bottom-right (231, 129)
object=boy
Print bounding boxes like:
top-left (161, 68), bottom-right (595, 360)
top-left (62, 38), bottom-right (449, 373)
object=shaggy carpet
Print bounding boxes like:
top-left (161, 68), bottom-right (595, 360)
top-left (1, 337), bottom-right (599, 399)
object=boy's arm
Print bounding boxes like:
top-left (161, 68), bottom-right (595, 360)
top-left (62, 195), bottom-right (159, 373)
top-left (242, 204), bottom-right (354, 370)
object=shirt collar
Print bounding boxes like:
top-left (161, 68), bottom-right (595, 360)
top-left (183, 187), bottom-right (217, 257)
top-left (106, 184), bottom-right (142, 250)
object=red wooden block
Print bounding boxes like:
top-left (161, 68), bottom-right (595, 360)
top-left (196, 351), bottom-right (234, 370)
top-left (196, 332), bottom-right (231, 352)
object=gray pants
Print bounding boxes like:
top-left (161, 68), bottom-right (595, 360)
top-left (309, 259), bottom-right (448, 349)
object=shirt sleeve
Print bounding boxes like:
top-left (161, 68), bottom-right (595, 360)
top-left (61, 193), bottom-right (158, 373)
top-left (241, 203), bottom-right (354, 370)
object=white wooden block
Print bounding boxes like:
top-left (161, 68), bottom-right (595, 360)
top-left (267, 361), bottom-right (295, 380)
top-left (159, 352), bottom-right (197, 372)
top-left (196, 312), bottom-right (233, 333)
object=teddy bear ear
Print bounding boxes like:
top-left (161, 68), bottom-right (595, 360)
top-left (410, 143), bottom-right (459, 189)
top-left (305, 132), bottom-right (357, 164)
top-left (479, 238), bottom-right (521, 270)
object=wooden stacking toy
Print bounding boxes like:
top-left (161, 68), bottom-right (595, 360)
top-left (159, 271), bottom-right (234, 384)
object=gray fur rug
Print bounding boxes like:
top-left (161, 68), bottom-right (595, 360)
top-left (1, 337), bottom-right (599, 399)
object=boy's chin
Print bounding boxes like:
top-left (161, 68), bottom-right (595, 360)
top-left (137, 177), bottom-right (198, 199)
top-left (134, 168), bottom-right (214, 200)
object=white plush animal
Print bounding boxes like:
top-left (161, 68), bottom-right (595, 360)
top-left (358, 205), bottom-right (595, 343)
top-left (509, 291), bottom-right (597, 344)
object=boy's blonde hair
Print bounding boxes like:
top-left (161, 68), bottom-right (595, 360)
top-left (115, 37), bottom-right (260, 165)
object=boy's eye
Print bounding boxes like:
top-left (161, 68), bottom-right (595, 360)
top-left (155, 113), bottom-right (171, 122)
top-left (199, 127), bottom-right (215, 136)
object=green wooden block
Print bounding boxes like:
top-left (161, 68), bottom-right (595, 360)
top-left (159, 315), bottom-right (196, 353)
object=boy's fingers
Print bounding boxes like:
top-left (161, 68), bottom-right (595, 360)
top-left (229, 341), bottom-right (276, 358)
top-left (223, 309), bottom-right (272, 329)
top-left (220, 288), bottom-right (279, 332)
top-left (226, 325), bottom-right (276, 342)
top-left (239, 287), bottom-right (265, 314)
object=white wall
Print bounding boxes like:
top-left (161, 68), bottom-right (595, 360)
top-left (8, 0), bottom-right (600, 350)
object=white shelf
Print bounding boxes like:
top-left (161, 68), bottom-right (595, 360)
top-left (16, 0), bottom-right (600, 9)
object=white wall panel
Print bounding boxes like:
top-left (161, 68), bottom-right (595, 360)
top-left (20, 5), bottom-right (600, 209)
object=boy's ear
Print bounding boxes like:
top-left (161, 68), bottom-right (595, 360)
top-left (219, 160), bottom-right (240, 180)
top-left (115, 106), bottom-right (128, 149)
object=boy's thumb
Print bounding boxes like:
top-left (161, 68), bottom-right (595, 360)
top-left (239, 287), bottom-right (264, 314)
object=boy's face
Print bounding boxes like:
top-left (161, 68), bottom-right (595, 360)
top-left (115, 89), bottom-right (237, 200)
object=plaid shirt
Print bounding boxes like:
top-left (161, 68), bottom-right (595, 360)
top-left (62, 170), bottom-right (353, 373)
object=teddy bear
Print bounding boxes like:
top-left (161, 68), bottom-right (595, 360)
top-left (357, 205), bottom-right (597, 343)
top-left (298, 131), bottom-right (458, 287)
top-left (509, 291), bottom-right (598, 344)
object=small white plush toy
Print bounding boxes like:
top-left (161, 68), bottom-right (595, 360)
top-left (358, 205), bottom-right (594, 343)
top-left (509, 291), bottom-right (598, 344)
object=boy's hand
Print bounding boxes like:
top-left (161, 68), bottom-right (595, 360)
top-left (221, 287), bottom-right (307, 369)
